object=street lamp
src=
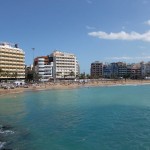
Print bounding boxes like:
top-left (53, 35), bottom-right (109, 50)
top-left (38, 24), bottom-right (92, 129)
top-left (32, 48), bottom-right (35, 64)
top-left (32, 48), bottom-right (35, 82)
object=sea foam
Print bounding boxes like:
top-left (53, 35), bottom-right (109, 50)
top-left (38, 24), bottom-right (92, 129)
top-left (0, 141), bottom-right (6, 149)
top-left (0, 129), bottom-right (14, 135)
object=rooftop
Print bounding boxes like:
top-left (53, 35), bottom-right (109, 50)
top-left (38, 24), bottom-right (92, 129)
top-left (0, 42), bottom-right (24, 52)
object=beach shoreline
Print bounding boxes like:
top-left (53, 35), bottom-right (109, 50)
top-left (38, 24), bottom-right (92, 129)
top-left (1, 79), bottom-right (150, 97)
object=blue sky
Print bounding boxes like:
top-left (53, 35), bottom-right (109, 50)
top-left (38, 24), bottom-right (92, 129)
top-left (1, 0), bottom-right (150, 73)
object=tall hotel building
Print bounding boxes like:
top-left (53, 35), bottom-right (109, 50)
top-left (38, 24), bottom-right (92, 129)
top-left (50, 50), bottom-right (79, 79)
top-left (0, 42), bottom-right (25, 79)
top-left (91, 61), bottom-right (103, 78)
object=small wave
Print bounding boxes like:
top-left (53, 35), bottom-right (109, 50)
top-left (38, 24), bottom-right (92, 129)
top-left (0, 125), bottom-right (14, 135)
top-left (0, 129), bottom-right (14, 135)
top-left (0, 141), bottom-right (6, 149)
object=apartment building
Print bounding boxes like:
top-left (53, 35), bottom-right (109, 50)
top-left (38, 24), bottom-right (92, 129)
top-left (0, 42), bottom-right (25, 80)
top-left (117, 62), bottom-right (127, 77)
top-left (110, 62), bottom-right (118, 78)
top-left (90, 61), bottom-right (103, 78)
top-left (34, 56), bottom-right (53, 82)
top-left (92, 60), bottom-right (149, 79)
top-left (103, 63), bottom-right (112, 78)
top-left (141, 62), bottom-right (150, 77)
top-left (131, 63), bottom-right (142, 79)
top-left (50, 50), bottom-right (79, 79)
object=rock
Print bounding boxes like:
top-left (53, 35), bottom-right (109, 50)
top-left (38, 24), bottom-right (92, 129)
top-left (1, 125), bottom-right (12, 130)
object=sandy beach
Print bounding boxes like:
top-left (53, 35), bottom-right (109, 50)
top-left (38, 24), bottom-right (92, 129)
top-left (1, 79), bottom-right (150, 96)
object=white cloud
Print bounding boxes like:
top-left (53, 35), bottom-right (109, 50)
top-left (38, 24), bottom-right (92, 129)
top-left (86, 0), bottom-right (93, 4)
top-left (88, 30), bottom-right (150, 42)
top-left (106, 56), bottom-right (150, 61)
top-left (142, 0), bottom-right (148, 4)
top-left (139, 46), bottom-right (146, 49)
top-left (86, 25), bottom-right (96, 30)
top-left (144, 20), bottom-right (150, 26)
top-left (122, 26), bottom-right (126, 30)
top-left (107, 56), bottom-right (132, 60)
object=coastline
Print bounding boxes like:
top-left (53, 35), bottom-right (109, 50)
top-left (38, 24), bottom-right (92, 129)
top-left (1, 79), bottom-right (150, 97)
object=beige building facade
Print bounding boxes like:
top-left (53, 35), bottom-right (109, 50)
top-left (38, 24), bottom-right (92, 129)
top-left (0, 42), bottom-right (25, 80)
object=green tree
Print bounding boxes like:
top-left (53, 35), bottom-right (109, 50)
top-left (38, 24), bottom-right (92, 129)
top-left (0, 68), bottom-right (3, 77)
top-left (123, 73), bottom-right (131, 79)
top-left (69, 71), bottom-right (75, 78)
top-left (80, 72), bottom-right (85, 79)
top-left (86, 74), bottom-right (91, 79)
top-left (12, 71), bottom-right (18, 79)
top-left (14, 72), bottom-right (18, 79)
top-left (76, 73), bottom-right (79, 79)
top-left (5, 71), bottom-right (10, 78)
top-left (26, 71), bottom-right (33, 81)
top-left (3, 71), bottom-right (10, 82)
top-left (0, 68), bottom-right (3, 81)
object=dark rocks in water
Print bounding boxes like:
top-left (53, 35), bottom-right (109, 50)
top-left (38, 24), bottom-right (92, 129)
top-left (0, 125), bottom-right (13, 130)
top-left (0, 137), bottom-right (6, 141)
top-left (0, 125), bottom-right (13, 150)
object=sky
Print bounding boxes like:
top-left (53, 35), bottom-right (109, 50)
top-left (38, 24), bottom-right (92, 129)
top-left (1, 0), bottom-right (150, 73)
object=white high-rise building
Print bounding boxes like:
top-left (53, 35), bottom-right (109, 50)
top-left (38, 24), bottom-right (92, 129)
top-left (50, 50), bottom-right (79, 79)
top-left (141, 62), bottom-right (150, 77)
top-left (0, 42), bottom-right (25, 79)
top-left (34, 56), bottom-right (53, 82)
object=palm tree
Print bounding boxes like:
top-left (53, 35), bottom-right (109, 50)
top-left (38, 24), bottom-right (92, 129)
top-left (0, 68), bottom-right (3, 77)
top-left (80, 73), bottom-right (85, 79)
top-left (69, 71), bottom-right (75, 79)
top-left (3, 71), bottom-right (10, 82)
top-left (86, 74), bottom-right (91, 79)
top-left (14, 71), bottom-right (18, 79)
top-left (0, 68), bottom-right (3, 81)
top-left (12, 71), bottom-right (18, 80)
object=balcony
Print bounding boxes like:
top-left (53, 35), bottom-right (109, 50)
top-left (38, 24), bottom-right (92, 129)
top-left (38, 68), bottom-right (45, 71)
top-left (38, 62), bottom-right (44, 65)
top-left (38, 64), bottom-right (44, 67)
top-left (43, 74), bottom-right (52, 77)
top-left (38, 58), bottom-right (44, 61)
top-left (38, 72), bottom-right (45, 75)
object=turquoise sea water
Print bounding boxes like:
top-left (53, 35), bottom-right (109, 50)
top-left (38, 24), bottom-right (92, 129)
top-left (1, 85), bottom-right (150, 149)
